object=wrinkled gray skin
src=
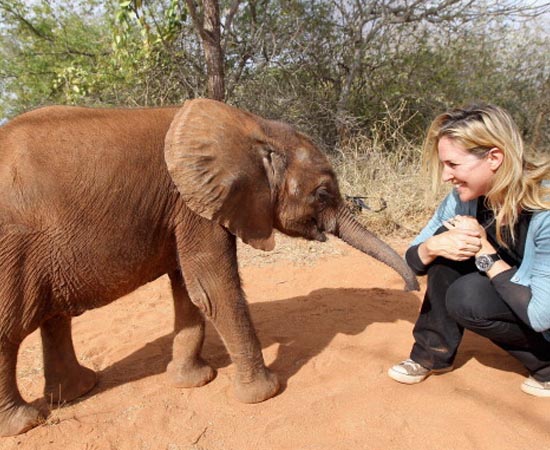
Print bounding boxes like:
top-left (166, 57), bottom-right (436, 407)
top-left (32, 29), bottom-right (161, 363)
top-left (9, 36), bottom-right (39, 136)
top-left (0, 99), bottom-right (418, 436)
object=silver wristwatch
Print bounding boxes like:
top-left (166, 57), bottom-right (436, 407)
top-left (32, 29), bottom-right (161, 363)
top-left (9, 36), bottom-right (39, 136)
top-left (475, 253), bottom-right (501, 272)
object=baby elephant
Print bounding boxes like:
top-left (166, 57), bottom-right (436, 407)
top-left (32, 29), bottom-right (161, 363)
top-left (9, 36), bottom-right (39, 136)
top-left (0, 99), bottom-right (418, 436)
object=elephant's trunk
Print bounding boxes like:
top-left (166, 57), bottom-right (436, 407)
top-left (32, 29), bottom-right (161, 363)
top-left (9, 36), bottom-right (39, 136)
top-left (323, 206), bottom-right (419, 291)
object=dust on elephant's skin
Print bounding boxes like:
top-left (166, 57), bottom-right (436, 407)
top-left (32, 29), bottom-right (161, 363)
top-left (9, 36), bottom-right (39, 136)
top-left (0, 99), bottom-right (418, 436)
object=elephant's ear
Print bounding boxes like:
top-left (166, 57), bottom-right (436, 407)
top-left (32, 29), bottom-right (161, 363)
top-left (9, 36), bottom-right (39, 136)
top-left (165, 99), bottom-right (283, 251)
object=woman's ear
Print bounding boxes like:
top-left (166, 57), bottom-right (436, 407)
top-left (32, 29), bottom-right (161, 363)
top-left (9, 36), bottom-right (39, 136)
top-left (487, 147), bottom-right (504, 171)
top-left (164, 99), bottom-right (277, 251)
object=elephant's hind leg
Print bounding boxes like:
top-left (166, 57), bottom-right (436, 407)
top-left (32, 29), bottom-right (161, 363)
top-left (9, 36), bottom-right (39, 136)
top-left (166, 270), bottom-right (216, 388)
top-left (41, 314), bottom-right (97, 404)
top-left (0, 339), bottom-right (44, 437)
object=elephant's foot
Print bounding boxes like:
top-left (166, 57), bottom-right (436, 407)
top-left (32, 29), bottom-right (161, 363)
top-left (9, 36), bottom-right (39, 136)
top-left (0, 403), bottom-right (44, 437)
top-left (167, 358), bottom-right (216, 388)
top-left (44, 365), bottom-right (97, 404)
top-left (233, 368), bottom-right (280, 404)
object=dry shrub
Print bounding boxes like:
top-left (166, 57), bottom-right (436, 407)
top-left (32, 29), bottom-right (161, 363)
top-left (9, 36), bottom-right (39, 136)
top-left (330, 103), bottom-right (447, 238)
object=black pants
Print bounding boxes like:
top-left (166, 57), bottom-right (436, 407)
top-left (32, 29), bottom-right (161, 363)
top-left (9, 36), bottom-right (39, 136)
top-left (410, 257), bottom-right (550, 382)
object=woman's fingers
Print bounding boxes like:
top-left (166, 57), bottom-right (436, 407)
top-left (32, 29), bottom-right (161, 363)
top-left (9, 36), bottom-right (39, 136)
top-left (438, 228), bottom-right (482, 261)
top-left (444, 215), bottom-right (483, 233)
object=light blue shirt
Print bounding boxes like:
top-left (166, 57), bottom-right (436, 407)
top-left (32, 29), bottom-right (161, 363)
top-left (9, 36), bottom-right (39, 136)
top-left (412, 188), bottom-right (550, 340)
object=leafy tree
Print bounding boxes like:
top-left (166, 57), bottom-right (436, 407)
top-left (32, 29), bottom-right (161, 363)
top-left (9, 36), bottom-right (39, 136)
top-left (1, 0), bottom-right (548, 153)
top-left (0, 0), bottom-right (109, 117)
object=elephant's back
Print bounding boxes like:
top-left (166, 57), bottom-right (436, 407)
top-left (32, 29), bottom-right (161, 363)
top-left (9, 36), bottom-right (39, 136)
top-left (0, 106), bottom-right (182, 311)
top-left (0, 105), bottom-right (179, 172)
top-left (0, 105), bottom-right (179, 226)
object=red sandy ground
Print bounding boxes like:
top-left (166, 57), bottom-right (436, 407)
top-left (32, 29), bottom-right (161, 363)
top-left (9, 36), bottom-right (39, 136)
top-left (2, 235), bottom-right (549, 450)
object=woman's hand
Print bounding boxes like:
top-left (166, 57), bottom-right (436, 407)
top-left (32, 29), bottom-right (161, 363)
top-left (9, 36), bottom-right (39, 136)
top-left (444, 215), bottom-right (497, 255)
top-left (418, 216), bottom-right (483, 264)
top-left (444, 216), bottom-right (510, 278)
top-left (444, 215), bottom-right (486, 239)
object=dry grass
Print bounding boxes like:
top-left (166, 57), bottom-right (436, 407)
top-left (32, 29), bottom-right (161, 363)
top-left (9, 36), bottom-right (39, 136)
top-left (332, 137), bottom-right (426, 238)
top-left (330, 104), bottom-right (449, 239)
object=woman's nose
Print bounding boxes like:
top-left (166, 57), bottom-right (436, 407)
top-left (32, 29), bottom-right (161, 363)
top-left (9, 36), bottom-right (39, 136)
top-left (441, 166), bottom-right (453, 182)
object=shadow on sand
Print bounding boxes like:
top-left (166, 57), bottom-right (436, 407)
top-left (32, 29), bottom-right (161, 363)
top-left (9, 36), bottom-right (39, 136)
top-left (62, 285), bottom-right (525, 406)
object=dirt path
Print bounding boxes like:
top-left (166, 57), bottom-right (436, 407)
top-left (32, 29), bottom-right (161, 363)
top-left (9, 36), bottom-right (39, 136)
top-left (3, 235), bottom-right (549, 450)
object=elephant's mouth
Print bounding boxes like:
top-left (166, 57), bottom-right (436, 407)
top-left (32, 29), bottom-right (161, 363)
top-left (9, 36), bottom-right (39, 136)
top-left (312, 222), bottom-right (327, 242)
top-left (277, 217), bottom-right (327, 242)
top-left (310, 228), bottom-right (326, 242)
top-left (306, 218), bottom-right (327, 242)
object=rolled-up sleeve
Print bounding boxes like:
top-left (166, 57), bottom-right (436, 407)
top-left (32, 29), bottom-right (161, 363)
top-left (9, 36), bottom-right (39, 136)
top-left (405, 245), bottom-right (429, 275)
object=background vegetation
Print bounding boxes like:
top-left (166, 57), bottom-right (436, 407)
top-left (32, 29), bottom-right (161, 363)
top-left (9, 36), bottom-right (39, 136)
top-left (1, 0), bottom-right (549, 236)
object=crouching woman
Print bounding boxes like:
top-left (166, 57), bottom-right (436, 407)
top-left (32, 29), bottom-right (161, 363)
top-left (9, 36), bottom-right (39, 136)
top-left (388, 104), bottom-right (550, 397)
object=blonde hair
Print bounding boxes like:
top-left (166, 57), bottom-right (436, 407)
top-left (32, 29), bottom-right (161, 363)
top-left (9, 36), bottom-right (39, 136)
top-left (423, 103), bottom-right (550, 245)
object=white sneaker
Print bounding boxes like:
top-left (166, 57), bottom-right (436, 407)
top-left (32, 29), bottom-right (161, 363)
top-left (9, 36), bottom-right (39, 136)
top-left (388, 359), bottom-right (453, 384)
top-left (521, 376), bottom-right (550, 398)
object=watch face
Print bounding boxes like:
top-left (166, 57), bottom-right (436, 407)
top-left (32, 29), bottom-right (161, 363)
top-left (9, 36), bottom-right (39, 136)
top-left (475, 255), bottom-right (493, 272)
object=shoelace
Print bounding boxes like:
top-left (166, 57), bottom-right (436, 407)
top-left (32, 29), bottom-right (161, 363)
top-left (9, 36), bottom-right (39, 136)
top-left (400, 359), bottom-right (426, 373)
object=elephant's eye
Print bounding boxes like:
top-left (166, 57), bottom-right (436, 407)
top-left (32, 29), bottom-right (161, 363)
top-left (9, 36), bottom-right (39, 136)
top-left (315, 187), bottom-right (332, 207)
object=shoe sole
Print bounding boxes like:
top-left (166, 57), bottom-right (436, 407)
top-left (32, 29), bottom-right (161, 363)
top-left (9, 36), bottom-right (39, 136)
top-left (387, 366), bottom-right (453, 385)
top-left (521, 382), bottom-right (550, 398)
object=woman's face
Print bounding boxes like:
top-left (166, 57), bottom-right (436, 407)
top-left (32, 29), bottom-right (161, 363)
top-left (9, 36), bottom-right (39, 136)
top-left (438, 136), bottom-right (498, 202)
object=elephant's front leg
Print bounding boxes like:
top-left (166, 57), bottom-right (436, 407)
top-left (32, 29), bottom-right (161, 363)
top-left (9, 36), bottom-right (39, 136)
top-left (176, 222), bottom-right (279, 403)
top-left (41, 314), bottom-right (97, 404)
top-left (166, 270), bottom-right (216, 388)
